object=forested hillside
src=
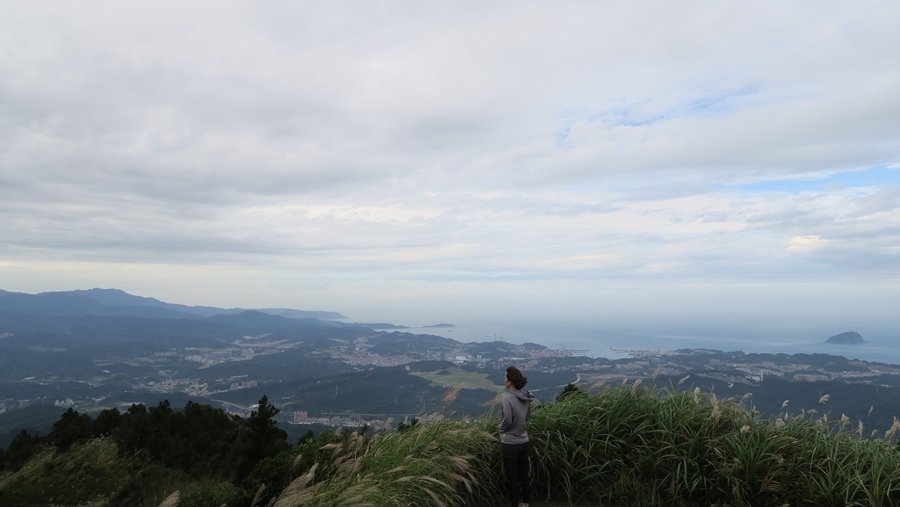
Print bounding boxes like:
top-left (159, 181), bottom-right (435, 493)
top-left (0, 395), bottom-right (294, 506)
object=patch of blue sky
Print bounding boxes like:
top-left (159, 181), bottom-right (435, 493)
top-left (725, 166), bottom-right (900, 194)
top-left (680, 84), bottom-right (761, 118)
top-left (554, 84), bottom-right (761, 146)
top-left (553, 107), bottom-right (664, 147)
top-left (554, 125), bottom-right (572, 144)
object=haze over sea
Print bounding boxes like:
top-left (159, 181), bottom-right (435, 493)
top-left (400, 321), bottom-right (900, 366)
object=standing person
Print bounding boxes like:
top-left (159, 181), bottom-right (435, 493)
top-left (499, 366), bottom-right (535, 507)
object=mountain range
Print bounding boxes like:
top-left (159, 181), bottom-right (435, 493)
top-left (0, 288), bottom-right (346, 320)
top-left (0, 288), bottom-right (501, 447)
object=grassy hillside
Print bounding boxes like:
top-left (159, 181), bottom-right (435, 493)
top-left (273, 385), bottom-right (900, 506)
top-left (2, 385), bottom-right (898, 506)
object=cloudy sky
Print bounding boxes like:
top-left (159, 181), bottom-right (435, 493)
top-left (2, 2), bottom-right (899, 337)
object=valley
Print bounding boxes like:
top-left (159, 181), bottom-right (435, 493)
top-left (2, 289), bottom-right (900, 447)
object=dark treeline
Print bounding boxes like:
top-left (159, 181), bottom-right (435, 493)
top-left (0, 396), bottom-right (363, 506)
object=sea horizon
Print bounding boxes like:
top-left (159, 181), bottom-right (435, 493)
top-left (392, 321), bottom-right (900, 367)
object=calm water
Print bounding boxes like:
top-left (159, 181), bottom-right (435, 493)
top-left (397, 321), bottom-right (900, 366)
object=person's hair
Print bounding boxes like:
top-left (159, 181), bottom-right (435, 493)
top-left (505, 366), bottom-right (527, 390)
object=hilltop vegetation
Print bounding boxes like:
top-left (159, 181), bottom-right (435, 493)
top-left (2, 385), bottom-right (899, 506)
top-left (0, 396), bottom-right (291, 506)
top-left (272, 385), bottom-right (900, 506)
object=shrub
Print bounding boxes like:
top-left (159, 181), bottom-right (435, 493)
top-left (176, 479), bottom-right (245, 507)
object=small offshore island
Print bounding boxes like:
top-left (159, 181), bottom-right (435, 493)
top-left (826, 331), bottom-right (864, 344)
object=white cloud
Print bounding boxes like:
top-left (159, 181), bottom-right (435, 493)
top-left (1, 1), bottom-right (899, 330)
top-left (788, 235), bottom-right (826, 252)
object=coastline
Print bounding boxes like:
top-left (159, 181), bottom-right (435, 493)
top-left (399, 322), bottom-right (900, 366)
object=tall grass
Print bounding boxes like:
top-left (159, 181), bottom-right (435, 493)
top-left (273, 421), bottom-right (502, 506)
top-left (274, 385), bottom-right (900, 506)
top-left (0, 437), bottom-right (132, 506)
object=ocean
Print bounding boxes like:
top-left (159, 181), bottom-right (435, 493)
top-left (398, 321), bottom-right (900, 367)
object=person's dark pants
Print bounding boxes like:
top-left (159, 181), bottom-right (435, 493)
top-left (501, 441), bottom-right (530, 507)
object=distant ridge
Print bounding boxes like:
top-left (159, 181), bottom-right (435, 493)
top-left (0, 288), bottom-right (346, 320)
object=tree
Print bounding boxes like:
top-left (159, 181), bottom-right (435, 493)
top-left (113, 403), bottom-right (150, 455)
top-left (555, 383), bottom-right (583, 401)
top-left (49, 408), bottom-right (93, 450)
top-left (230, 395), bottom-right (289, 483)
top-left (0, 430), bottom-right (41, 471)
top-left (248, 396), bottom-right (279, 433)
top-left (397, 417), bottom-right (419, 432)
top-left (91, 408), bottom-right (121, 437)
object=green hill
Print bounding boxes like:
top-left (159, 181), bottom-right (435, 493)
top-left (2, 386), bottom-right (898, 506)
top-left (270, 385), bottom-right (900, 506)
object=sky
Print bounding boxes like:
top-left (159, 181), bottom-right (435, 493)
top-left (2, 1), bottom-right (899, 340)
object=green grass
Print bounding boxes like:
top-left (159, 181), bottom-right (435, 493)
top-left (0, 439), bottom-right (214, 507)
top-left (0, 437), bottom-right (132, 506)
top-left (273, 421), bottom-right (503, 506)
top-left (3, 385), bottom-right (896, 505)
top-left (274, 385), bottom-right (900, 506)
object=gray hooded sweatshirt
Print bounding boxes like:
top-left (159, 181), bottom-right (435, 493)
top-left (498, 388), bottom-right (535, 445)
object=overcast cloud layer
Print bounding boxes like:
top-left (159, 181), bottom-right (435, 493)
top-left (2, 1), bottom-right (899, 335)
